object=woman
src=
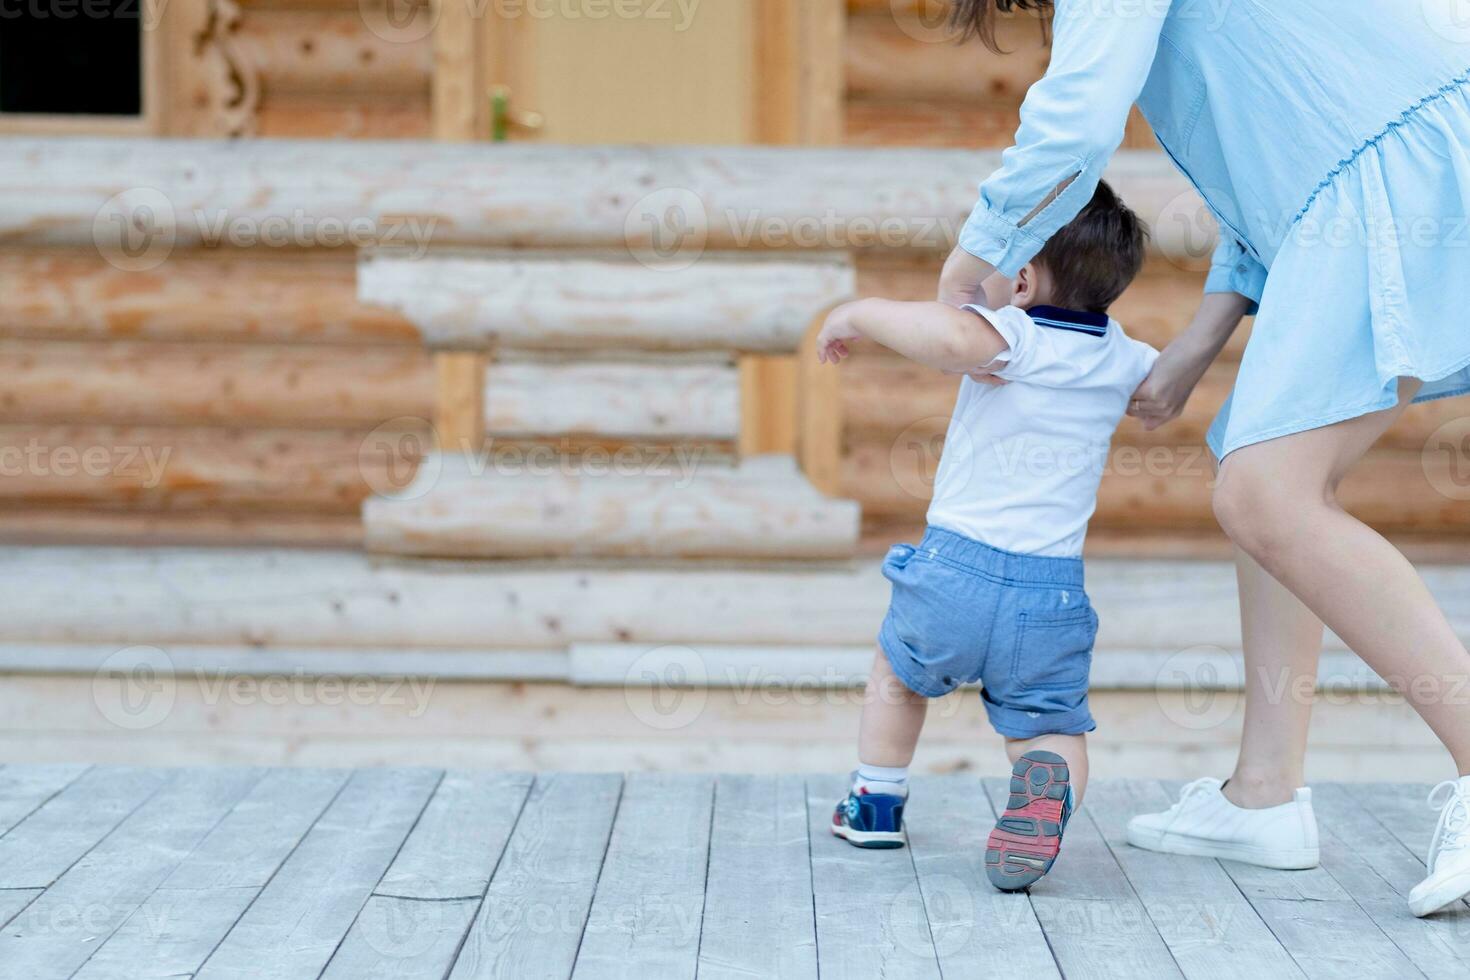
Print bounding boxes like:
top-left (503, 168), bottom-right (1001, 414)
top-left (940, 0), bottom-right (1470, 916)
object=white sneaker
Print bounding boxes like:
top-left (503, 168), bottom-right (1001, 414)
top-left (1126, 777), bottom-right (1319, 869)
top-left (1409, 776), bottom-right (1470, 917)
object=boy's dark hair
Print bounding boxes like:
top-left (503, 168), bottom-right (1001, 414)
top-left (1031, 180), bottom-right (1148, 314)
top-left (949, 0), bottom-right (1053, 52)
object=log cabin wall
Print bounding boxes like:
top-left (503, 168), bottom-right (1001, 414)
top-left (0, 0), bottom-right (1464, 558)
top-left (0, 0), bottom-right (438, 546)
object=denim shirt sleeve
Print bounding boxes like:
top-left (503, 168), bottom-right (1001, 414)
top-left (958, 0), bottom-right (1172, 277)
top-left (1204, 236), bottom-right (1267, 315)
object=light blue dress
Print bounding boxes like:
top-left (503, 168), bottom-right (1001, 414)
top-left (958, 0), bottom-right (1470, 459)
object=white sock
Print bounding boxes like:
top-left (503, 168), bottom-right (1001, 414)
top-left (855, 763), bottom-right (909, 796)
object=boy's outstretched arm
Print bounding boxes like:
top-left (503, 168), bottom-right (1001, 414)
top-left (815, 298), bottom-right (1008, 374)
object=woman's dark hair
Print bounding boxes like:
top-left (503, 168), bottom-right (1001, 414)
top-left (950, 0), bottom-right (1053, 52)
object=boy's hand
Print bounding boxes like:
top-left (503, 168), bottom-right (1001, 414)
top-left (815, 305), bottom-right (862, 364)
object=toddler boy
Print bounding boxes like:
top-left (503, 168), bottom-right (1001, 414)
top-left (815, 181), bottom-right (1156, 890)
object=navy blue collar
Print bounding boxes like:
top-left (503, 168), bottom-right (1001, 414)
top-left (1028, 305), bottom-right (1109, 337)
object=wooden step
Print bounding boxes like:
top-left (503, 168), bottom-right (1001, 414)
top-left (2, 545), bottom-right (1468, 655)
top-left (362, 453), bottom-right (862, 560)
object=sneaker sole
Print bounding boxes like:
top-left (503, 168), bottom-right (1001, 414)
top-left (1409, 867), bottom-right (1470, 917)
top-left (1125, 823), bottom-right (1319, 870)
top-left (986, 750), bottom-right (1069, 892)
top-left (831, 823), bottom-right (906, 849)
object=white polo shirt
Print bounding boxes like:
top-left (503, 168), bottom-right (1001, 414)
top-left (926, 304), bottom-right (1159, 558)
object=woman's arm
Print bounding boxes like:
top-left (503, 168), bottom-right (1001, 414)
top-left (941, 1), bottom-right (1173, 305)
top-left (815, 299), bottom-right (1008, 374)
top-left (1128, 291), bottom-right (1252, 430)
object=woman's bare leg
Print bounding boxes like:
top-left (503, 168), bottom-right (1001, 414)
top-left (1225, 546), bottom-right (1325, 807)
top-left (857, 648), bottom-right (928, 767)
top-left (1214, 378), bottom-right (1470, 775)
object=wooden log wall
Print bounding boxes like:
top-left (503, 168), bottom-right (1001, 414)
top-left (0, 247), bottom-right (433, 546)
top-left (168, 0), bottom-right (434, 139)
top-left (843, 0), bottom-right (1155, 150)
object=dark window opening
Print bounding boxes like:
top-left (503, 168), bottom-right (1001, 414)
top-left (0, 0), bottom-right (142, 116)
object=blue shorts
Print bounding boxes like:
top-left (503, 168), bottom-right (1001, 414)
top-left (878, 526), bottom-right (1098, 740)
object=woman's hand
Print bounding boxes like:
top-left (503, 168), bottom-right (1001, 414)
top-left (1128, 340), bottom-right (1213, 430)
top-left (936, 245), bottom-right (997, 307)
top-left (1129, 291), bottom-right (1253, 430)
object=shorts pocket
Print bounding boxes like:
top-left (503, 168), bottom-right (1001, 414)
top-left (881, 543), bottom-right (918, 581)
top-left (1011, 607), bottom-right (1097, 692)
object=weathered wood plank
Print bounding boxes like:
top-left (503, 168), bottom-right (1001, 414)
top-left (1248, 897), bottom-right (1427, 980)
top-left (0, 764), bottom-right (87, 835)
top-left (0, 768), bottom-right (264, 980)
top-left (313, 772), bottom-right (534, 980)
top-left (364, 453), bottom-right (861, 561)
top-left (376, 770), bottom-right (533, 900)
top-left (448, 773), bottom-right (622, 980)
top-left (1311, 784), bottom-right (1470, 980)
top-left (359, 251), bottom-right (856, 354)
top-left (697, 774), bottom-right (817, 980)
top-left (807, 773), bottom-right (941, 979)
top-left (192, 768), bottom-right (441, 980)
top-left (907, 775), bottom-right (1059, 978)
top-left (485, 359), bottom-right (740, 442)
top-left (320, 895), bottom-right (481, 980)
top-left (71, 768), bottom-right (350, 980)
top-left (571, 773), bottom-right (715, 980)
top-left (1, 141), bottom-right (1199, 258)
top-left (0, 888), bottom-right (41, 930)
top-left (0, 767), bottom-right (170, 888)
top-left (1084, 780), bottom-right (1303, 979)
top-left (1346, 783), bottom-right (1443, 865)
top-left (981, 778), bottom-right (1183, 980)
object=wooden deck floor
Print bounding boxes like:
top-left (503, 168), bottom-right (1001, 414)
top-left (1, 767), bottom-right (1467, 979)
